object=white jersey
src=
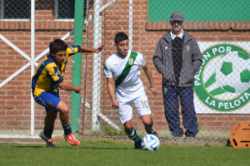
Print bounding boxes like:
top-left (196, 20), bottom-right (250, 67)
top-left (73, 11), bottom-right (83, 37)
top-left (104, 50), bottom-right (146, 103)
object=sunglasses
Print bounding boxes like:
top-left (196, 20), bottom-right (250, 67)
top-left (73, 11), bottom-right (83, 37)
top-left (170, 21), bottom-right (183, 25)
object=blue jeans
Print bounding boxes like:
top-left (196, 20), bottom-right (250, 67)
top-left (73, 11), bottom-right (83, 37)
top-left (163, 85), bottom-right (198, 137)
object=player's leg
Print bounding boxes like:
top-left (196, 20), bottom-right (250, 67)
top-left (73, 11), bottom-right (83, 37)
top-left (133, 94), bottom-right (158, 136)
top-left (124, 121), bottom-right (144, 149)
top-left (163, 85), bottom-right (183, 137)
top-left (43, 111), bottom-right (57, 138)
top-left (118, 102), bottom-right (144, 149)
top-left (39, 110), bottom-right (57, 147)
top-left (34, 91), bottom-right (80, 146)
top-left (141, 115), bottom-right (158, 136)
top-left (34, 92), bottom-right (59, 147)
top-left (57, 101), bottom-right (80, 145)
top-left (179, 87), bottom-right (198, 137)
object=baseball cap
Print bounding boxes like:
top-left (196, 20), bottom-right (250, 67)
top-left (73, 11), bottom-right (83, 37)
top-left (169, 12), bottom-right (184, 22)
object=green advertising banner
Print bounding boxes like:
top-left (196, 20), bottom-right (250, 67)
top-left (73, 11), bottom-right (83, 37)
top-left (148, 0), bottom-right (250, 22)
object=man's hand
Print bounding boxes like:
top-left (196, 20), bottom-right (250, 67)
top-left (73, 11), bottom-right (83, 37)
top-left (149, 85), bottom-right (158, 95)
top-left (95, 45), bottom-right (104, 53)
top-left (74, 86), bottom-right (81, 93)
top-left (163, 74), bottom-right (176, 86)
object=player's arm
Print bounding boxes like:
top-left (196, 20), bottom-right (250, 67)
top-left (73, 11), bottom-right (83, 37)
top-left (139, 53), bottom-right (155, 90)
top-left (143, 64), bottom-right (153, 88)
top-left (67, 45), bottom-right (103, 56)
top-left (104, 60), bottom-right (118, 108)
top-left (106, 77), bottom-right (118, 108)
top-left (58, 82), bottom-right (80, 93)
top-left (79, 45), bottom-right (103, 53)
top-left (46, 64), bottom-right (80, 93)
top-left (142, 64), bottom-right (157, 94)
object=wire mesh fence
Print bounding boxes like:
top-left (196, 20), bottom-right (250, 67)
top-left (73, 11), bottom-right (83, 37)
top-left (0, 0), bottom-right (249, 145)
top-left (0, 0), bottom-right (30, 19)
top-left (100, 0), bottom-right (250, 145)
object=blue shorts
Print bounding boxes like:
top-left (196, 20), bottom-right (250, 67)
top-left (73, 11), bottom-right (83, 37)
top-left (33, 92), bottom-right (61, 112)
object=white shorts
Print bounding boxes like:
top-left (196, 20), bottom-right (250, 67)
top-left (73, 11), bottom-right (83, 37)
top-left (117, 94), bottom-right (151, 124)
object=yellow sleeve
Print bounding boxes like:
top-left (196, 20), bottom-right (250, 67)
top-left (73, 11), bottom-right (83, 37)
top-left (66, 46), bottom-right (80, 57)
top-left (46, 63), bottom-right (63, 83)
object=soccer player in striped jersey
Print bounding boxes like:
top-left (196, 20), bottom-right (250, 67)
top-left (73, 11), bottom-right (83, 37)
top-left (32, 39), bottom-right (102, 147)
top-left (104, 32), bottom-right (158, 149)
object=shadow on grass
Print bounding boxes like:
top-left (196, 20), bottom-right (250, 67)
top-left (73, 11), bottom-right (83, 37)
top-left (14, 145), bottom-right (45, 149)
top-left (13, 144), bottom-right (133, 151)
top-left (78, 145), bottom-right (132, 151)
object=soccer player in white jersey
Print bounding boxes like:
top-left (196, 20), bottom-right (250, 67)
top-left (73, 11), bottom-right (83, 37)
top-left (104, 32), bottom-right (158, 149)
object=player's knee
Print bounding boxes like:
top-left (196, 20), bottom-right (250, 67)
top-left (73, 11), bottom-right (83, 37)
top-left (124, 121), bottom-right (133, 129)
top-left (61, 107), bottom-right (69, 113)
top-left (58, 106), bottom-right (69, 113)
top-left (141, 115), bottom-right (152, 124)
top-left (57, 101), bottom-right (69, 113)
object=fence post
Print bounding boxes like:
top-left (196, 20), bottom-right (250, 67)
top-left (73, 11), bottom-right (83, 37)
top-left (71, 0), bottom-right (85, 132)
top-left (92, 0), bottom-right (102, 131)
top-left (30, 0), bottom-right (36, 136)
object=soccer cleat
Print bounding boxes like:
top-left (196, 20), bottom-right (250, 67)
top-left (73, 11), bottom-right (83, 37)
top-left (65, 133), bottom-right (80, 146)
top-left (39, 131), bottom-right (56, 148)
top-left (134, 139), bottom-right (145, 150)
top-left (46, 142), bottom-right (56, 148)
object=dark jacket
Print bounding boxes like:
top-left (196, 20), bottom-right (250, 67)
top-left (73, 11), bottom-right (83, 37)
top-left (153, 31), bottom-right (202, 87)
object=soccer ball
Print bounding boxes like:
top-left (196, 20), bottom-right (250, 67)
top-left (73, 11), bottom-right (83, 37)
top-left (216, 51), bottom-right (250, 94)
top-left (143, 134), bottom-right (160, 151)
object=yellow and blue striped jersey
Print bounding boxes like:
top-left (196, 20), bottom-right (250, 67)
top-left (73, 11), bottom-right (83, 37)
top-left (32, 46), bottom-right (80, 97)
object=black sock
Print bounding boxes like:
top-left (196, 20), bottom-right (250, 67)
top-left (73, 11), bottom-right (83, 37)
top-left (62, 123), bottom-right (72, 136)
top-left (43, 114), bottom-right (56, 139)
top-left (44, 127), bottom-right (53, 139)
top-left (144, 123), bottom-right (158, 136)
top-left (125, 127), bottom-right (142, 143)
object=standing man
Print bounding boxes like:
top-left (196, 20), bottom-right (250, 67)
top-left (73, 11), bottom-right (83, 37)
top-left (153, 12), bottom-right (202, 137)
top-left (104, 32), bottom-right (158, 149)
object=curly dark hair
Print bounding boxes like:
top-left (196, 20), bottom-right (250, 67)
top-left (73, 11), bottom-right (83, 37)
top-left (49, 39), bottom-right (68, 55)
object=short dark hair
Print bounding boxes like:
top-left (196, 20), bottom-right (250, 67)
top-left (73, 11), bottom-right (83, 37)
top-left (114, 32), bottom-right (128, 44)
top-left (49, 39), bottom-right (68, 55)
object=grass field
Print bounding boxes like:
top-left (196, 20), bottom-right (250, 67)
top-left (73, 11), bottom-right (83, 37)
top-left (0, 139), bottom-right (249, 166)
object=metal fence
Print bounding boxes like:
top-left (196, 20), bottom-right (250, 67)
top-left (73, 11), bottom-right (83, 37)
top-left (0, 0), bottom-right (250, 145)
top-left (99, 0), bottom-right (250, 144)
top-left (0, 0), bottom-right (76, 138)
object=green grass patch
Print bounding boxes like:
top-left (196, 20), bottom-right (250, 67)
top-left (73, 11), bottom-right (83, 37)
top-left (0, 139), bottom-right (249, 166)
